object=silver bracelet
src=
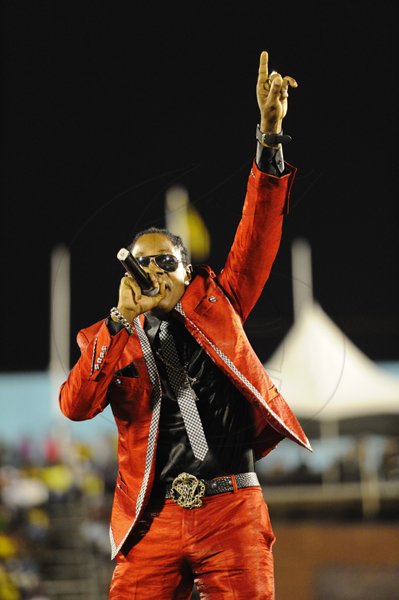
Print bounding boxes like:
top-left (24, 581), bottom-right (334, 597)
top-left (110, 307), bottom-right (134, 335)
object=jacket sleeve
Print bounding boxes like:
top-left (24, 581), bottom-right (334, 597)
top-left (58, 319), bottom-right (132, 421)
top-left (216, 159), bottom-right (296, 323)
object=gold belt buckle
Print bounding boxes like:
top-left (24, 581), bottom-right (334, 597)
top-left (170, 472), bottom-right (206, 509)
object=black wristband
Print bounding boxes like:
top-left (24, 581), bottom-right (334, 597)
top-left (256, 124), bottom-right (292, 147)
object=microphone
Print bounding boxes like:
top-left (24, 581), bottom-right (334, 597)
top-left (117, 248), bottom-right (160, 297)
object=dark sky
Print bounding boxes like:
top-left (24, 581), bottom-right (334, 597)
top-left (1, 1), bottom-right (398, 372)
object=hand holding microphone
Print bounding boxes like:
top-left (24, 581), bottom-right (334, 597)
top-left (112, 247), bottom-right (165, 324)
top-left (117, 248), bottom-right (160, 296)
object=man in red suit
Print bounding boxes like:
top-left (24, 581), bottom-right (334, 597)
top-left (59, 50), bottom-right (311, 599)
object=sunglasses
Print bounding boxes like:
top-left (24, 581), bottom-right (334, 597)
top-left (135, 254), bottom-right (182, 272)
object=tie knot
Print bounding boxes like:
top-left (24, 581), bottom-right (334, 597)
top-left (159, 320), bottom-right (175, 347)
top-left (160, 320), bottom-right (172, 333)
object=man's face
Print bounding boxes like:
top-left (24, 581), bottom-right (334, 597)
top-left (132, 233), bottom-right (191, 316)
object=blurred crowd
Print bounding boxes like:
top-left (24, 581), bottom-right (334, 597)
top-left (1, 428), bottom-right (398, 598)
top-left (257, 433), bottom-right (399, 486)
top-left (0, 430), bottom-right (117, 599)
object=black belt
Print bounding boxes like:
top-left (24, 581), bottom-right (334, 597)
top-left (164, 472), bottom-right (259, 509)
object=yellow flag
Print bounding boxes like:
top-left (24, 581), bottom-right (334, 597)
top-left (165, 185), bottom-right (210, 262)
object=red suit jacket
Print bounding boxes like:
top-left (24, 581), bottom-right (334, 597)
top-left (59, 161), bottom-right (311, 558)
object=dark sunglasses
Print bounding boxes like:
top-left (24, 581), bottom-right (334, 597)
top-left (136, 254), bottom-right (182, 272)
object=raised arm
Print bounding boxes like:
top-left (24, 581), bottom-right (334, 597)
top-left (217, 50), bottom-right (298, 322)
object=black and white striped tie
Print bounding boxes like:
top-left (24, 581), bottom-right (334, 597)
top-left (158, 320), bottom-right (208, 461)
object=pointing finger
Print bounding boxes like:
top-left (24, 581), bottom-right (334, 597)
top-left (257, 50), bottom-right (269, 87)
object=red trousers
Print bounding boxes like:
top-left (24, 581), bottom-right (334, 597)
top-left (109, 485), bottom-right (275, 599)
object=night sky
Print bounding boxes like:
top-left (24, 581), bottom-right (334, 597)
top-left (2, 2), bottom-right (398, 372)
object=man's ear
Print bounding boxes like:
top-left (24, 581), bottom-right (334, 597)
top-left (184, 264), bottom-right (193, 285)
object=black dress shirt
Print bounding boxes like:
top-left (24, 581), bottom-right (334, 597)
top-left (144, 313), bottom-right (255, 488)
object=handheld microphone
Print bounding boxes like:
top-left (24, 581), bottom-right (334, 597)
top-left (117, 248), bottom-right (160, 297)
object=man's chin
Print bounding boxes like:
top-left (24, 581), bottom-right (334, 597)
top-left (149, 290), bottom-right (184, 318)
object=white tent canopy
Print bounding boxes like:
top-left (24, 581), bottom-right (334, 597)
top-left (264, 302), bottom-right (399, 421)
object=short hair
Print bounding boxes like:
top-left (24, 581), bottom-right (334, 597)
top-left (128, 227), bottom-right (190, 265)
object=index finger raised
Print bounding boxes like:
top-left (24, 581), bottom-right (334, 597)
top-left (257, 50), bottom-right (269, 87)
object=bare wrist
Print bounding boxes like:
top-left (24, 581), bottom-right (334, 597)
top-left (260, 126), bottom-right (279, 134)
top-left (260, 111), bottom-right (283, 131)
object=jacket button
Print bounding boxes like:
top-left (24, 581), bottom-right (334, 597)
top-left (115, 378), bottom-right (122, 385)
top-left (208, 296), bottom-right (217, 303)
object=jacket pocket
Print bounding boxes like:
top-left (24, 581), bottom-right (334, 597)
top-left (109, 376), bottom-right (152, 423)
top-left (115, 362), bottom-right (139, 378)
